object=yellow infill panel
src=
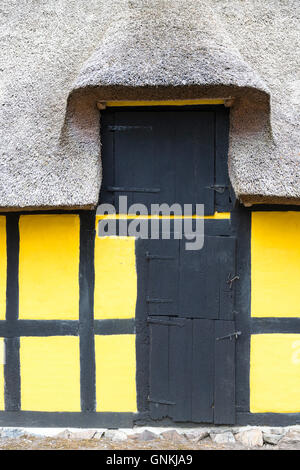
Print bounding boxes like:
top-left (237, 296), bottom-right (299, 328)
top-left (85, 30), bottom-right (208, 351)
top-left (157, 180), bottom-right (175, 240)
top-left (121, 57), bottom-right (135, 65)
top-left (251, 211), bottom-right (300, 317)
top-left (19, 215), bottom-right (80, 320)
top-left (20, 336), bottom-right (80, 412)
top-left (0, 339), bottom-right (4, 410)
top-left (0, 217), bottom-right (6, 320)
top-left (94, 236), bottom-right (137, 319)
top-left (250, 334), bottom-right (300, 413)
top-left (95, 335), bottom-right (137, 412)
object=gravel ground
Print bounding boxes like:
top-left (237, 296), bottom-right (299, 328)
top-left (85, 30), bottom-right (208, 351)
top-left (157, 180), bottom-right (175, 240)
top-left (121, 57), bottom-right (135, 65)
top-left (0, 435), bottom-right (284, 451)
top-left (1, 426), bottom-right (300, 450)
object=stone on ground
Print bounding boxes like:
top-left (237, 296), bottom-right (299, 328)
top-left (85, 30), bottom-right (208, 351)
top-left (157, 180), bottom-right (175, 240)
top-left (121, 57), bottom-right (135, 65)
top-left (263, 433), bottom-right (283, 445)
top-left (278, 430), bottom-right (300, 446)
top-left (160, 430), bottom-right (186, 443)
top-left (136, 430), bottom-right (159, 441)
top-left (184, 430), bottom-right (209, 442)
top-left (0, 428), bottom-right (25, 439)
top-left (55, 429), bottom-right (72, 439)
top-left (68, 430), bottom-right (98, 440)
top-left (211, 431), bottom-right (235, 444)
top-left (235, 429), bottom-right (263, 447)
top-left (104, 430), bottom-right (127, 442)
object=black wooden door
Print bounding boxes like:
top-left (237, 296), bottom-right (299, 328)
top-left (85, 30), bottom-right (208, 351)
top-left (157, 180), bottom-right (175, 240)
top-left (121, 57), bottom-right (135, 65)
top-left (148, 317), bottom-right (235, 424)
top-left (145, 235), bottom-right (237, 424)
top-left (100, 106), bottom-right (236, 424)
top-left (100, 108), bottom-right (233, 215)
top-left (146, 236), bottom-right (236, 320)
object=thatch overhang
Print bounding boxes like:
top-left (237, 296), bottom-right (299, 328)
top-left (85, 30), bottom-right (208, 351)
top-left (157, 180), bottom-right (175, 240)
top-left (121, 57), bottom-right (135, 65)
top-left (1, 0), bottom-right (299, 210)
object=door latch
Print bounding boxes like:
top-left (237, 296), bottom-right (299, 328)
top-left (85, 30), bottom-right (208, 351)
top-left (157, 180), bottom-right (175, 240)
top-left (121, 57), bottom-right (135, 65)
top-left (216, 331), bottom-right (242, 341)
top-left (227, 274), bottom-right (240, 289)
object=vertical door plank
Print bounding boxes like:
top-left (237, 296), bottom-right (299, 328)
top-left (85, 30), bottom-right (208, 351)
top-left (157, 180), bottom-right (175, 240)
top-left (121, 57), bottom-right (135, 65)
top-left (214, 320), bottom-right (236, 424)
top-left (147, 239), bottom-right (179, 316)
top-left (169, 318), bottom-right (192, 421)
top-left (178, 239), bottom-right (206, 318)
top-left (217, 237), bottom-right (236, 321)
top-left (215, 106), bottom-right (232, 212)
top-left (99, 111), bottom-right (115, 206)
top-left (179, 236), bottom-right (236, 320)
top-left (171, 112), bottom-right (215, 214)
top-left (149, 317), bottom-right (170, 419)
top-left (192, 319), bottom-right (214, 423)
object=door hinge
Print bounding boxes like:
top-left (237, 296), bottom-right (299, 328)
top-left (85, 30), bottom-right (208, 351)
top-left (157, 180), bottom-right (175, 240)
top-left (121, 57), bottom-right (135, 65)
top-left (108, 125), bottom-right (153, 132)
top-left (147, 317), bottom-right (185, 327)
top-left (206, 185), bottom-right (228, 194)
top-left (148, 397), bottom-right (175, 405)
top-left (216, 331), bottom-right (242, 341)
top-left (145, 252), bottom-right (175, 261)
top-left (105, 186), bottom-right (160, 193)
top-left (146, 297), bottom-right (173, 304)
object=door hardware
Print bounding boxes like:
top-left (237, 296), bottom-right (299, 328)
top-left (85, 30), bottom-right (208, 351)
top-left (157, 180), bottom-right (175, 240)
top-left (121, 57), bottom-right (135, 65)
top-left (227, 274), bottom-right (240, 289)
top-left (216, 331), bottom-right (241, 341)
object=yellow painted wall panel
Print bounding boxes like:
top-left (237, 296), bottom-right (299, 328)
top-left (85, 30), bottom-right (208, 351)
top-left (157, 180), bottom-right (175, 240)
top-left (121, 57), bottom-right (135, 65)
top-left (20, 336), bottom-right (80, 412)
top-left (19, 215), bottom-right (80, 320)
top-left (0, 217), bottom-right (6, 320)
top-left (251, 212), bottom-right (300, 317)
top-left (94, 236), bottom-right (137, 319)
top-left (250, 334), bottom-right (300, 413)
top-left (0, 339), bottom-right (4, 410)
top-left (95, 335), bottom-right (137, 412)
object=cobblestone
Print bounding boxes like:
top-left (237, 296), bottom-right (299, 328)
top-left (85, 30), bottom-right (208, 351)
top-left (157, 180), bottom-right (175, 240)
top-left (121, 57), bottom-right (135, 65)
top-left (0, 425), bottom-right (299, 450)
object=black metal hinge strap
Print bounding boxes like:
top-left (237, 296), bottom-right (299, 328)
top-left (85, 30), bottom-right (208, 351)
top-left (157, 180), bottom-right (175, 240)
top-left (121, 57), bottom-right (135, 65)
top-left (105, 186), bottom-right (161, 193)
top-left (216, 331), bottom-right (242, 341)
top-left (148, 397), bottom-right (176, 405)
top-left (108, 125), bottom-right (153, 131)
top-left (147, 317), bottom-right (185, 327)
top-left (145, 252), bottom-right (175, 261)
top-left (146, 297), bottom-right (173, 303)
top-left (206, 185), bottom-right (228, 194)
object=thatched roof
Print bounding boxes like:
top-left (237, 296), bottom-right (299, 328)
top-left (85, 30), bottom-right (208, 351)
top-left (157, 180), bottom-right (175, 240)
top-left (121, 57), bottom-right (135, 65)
top-left (0, 0), bottom-right (299, 209)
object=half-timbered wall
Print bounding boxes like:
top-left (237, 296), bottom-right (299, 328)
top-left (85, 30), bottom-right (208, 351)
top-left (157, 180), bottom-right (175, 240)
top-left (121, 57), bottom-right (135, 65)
top-left (0, 105), bottom-right (299, 427)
